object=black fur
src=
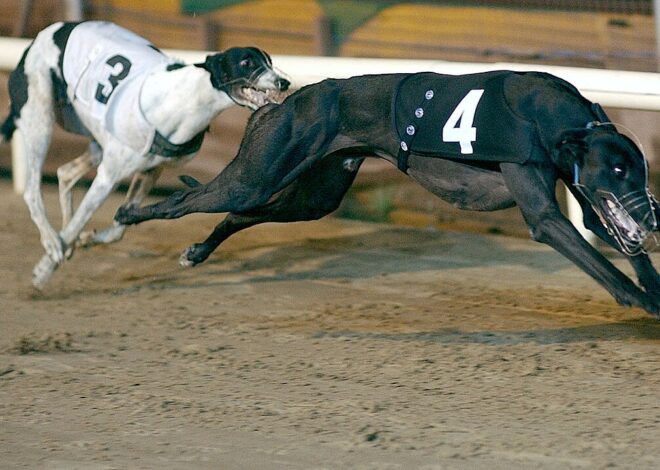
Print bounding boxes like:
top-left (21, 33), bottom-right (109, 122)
top-left (0, 22), bottom-right (91, 140)
top-left (166, 63), bottom-right (186, 72)
top-left (115, 71), bottom-right (660, 318)
top-left (0, 46), bottom-right (29, 142)
top-left (53, 22), bottom-right (79, 71)
top-left (51, 22), bottom-right (91, 136)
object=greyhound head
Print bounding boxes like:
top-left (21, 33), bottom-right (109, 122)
top-left (200, 47), bottom-right (290, 109)
top-left (557, 124), bottom-right (658, 255)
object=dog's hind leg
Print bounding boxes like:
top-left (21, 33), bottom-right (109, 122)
top-left (78, 166), bottom-right (163, 247)
top-left (181, 155), bottom-right (364, 266)
top-left (6, 23), bottom-right (76, 270)
top-left (19, 84), bottom-right (63, 266)
top-left (116, 83), bottom-right (343, 225)
top-left (57, 141), bottom-right (102, 230)
top-left (33, 169), bottom-right (118, 288)
top-left (501, 162), bottom-right (659, 316)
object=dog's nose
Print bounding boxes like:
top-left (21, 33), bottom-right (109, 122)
top-left (277, 77), bottom-right (290, 91)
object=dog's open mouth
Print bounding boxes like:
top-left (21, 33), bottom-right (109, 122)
top-left (235, 86), bottom-right (286, 109)
top-left (597, 191), bottom-right (658, 255)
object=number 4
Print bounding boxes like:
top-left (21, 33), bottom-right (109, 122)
top-left (442, 89), bottom-right (484, 154)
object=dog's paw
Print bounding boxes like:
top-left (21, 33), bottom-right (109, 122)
top-left (113, 206), bottom-right (131, 224)
top-left (32, 254), bottom-right (58, 290)
top-left (79, 223), bottom-right (127, 248)
top-left (643, 292), bottom-right (660, 320)
top-left (41, 229), bottom-right (65, 265)
top-left (77, 230), bottom-right (98, 248)
top-left (63, 243), bottom-right (76, 260)
top-left (620, 289), bottom-right (660, 319)
top-left (114, 206), bottom-right (140, 225)
top-left (179, 244), bottom-right (208, 268)
top-left (644, 301), bottom-right (660, 320)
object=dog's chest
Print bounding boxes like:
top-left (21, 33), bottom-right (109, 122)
top-left (62, 22), bottom-right (170, 153)
top-left (393, 71), bottom-right (539, 168)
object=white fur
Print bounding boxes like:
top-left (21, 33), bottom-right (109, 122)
top-left (141, 66), bottom-right (235, 144)
top-left (20, 23), bottom-right (63, 272)
top-left (12, 22), bottom-right (283, 288)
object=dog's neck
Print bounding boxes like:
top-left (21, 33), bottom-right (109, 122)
top-left (140, 65), bottom-right (235, 144)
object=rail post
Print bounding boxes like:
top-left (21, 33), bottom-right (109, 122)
top-left (655, 0), bottom-right (660, 71)
top-left (315, 15), bottom-right (335, 56)
top-left (11, 128), bottom-right (26, 194)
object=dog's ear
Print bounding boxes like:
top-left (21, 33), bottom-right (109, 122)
top-left (555, 128), bottom-right (590, 165)
top-left (246, 46), bottom-right (272, 67)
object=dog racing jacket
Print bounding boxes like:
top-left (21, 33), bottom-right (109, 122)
top-left (62, 21), bottom-right (203, 157)
top-left (393, 71), bottom-right (543, 172)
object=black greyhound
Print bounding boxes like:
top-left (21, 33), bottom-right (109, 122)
top-left (116, 71), bottom-right (660, 318)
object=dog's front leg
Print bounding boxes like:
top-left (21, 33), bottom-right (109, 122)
top-left (501, 163), bottom-right (659, 317)
top-left (78, 166), bottom-right (163, 247)
top-left (57, 142), bottom-right (102, 232)
top-left (568, 185), bottom-right (660, 302)
top-left (17, 112), bottom-right (64, 265)
top-left (32, 149), bottom-right (142, 289)
top-left (32, 168), bottom-right (117, 288)
top-left (24, 177), bottom-right (64, 267)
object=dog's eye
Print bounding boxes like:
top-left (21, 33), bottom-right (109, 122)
top-left (240, 58), bottom-right (252, 68)
top-left (612, 163), bottom-right (626, 178)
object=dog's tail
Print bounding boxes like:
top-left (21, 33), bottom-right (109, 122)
top-left (179, 174), bottom-right (202, 188)
top-left (0, 112), bottom-right (17, 145)
top-left (1, 41), bottom-right (32, 146)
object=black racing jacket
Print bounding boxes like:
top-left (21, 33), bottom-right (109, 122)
top-left (393, 71), bottom-right (544, 172)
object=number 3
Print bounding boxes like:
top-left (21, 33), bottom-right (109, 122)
top-left (442, 89), bottom-right (484, 154)
top-left (95, 55), bottom-right (132, 104)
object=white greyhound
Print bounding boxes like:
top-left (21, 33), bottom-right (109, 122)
top-left (0, 21), bottom-right (290, 289)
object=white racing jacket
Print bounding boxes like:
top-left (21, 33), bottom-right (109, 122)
top-left (62, 21), bottom-right (173, 154)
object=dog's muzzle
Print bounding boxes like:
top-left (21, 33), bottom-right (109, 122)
top-left (573, 164), bottom-right (658, 255)
top-left (593, 189), bottom-right (657, 255)
top-left (228, 68), bottom-right (290, 110)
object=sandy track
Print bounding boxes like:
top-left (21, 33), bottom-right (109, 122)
top-left (1, 181), bottom-right (659, 469)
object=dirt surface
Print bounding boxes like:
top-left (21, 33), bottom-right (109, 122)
top-left (1, 179), bottom-right (659, 469)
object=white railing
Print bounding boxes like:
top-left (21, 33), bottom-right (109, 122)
top-left (2, 37), bottom-right (660, 241)
top-left (2, 38), bottom-right (657, 110)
